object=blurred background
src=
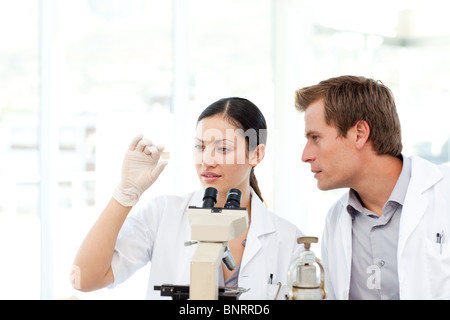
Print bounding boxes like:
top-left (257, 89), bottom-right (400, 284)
top-left (1, 0), bottom-right (449, 299)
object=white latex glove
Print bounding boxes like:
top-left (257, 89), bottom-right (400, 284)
top-left (113, 135), bottom-right (168, 207)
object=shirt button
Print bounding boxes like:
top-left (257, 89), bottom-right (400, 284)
top-left (378, 260), bottom-right (385, 267)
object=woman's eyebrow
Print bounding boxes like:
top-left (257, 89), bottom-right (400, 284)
top-left (215, 139), bottom-right (234, 144)
top-left (194, 137), bottom-right (234, 144)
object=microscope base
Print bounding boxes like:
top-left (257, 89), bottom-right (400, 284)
top-left (154, 284), bottom-right (246, 300)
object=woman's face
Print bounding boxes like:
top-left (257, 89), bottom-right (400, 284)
top-left (194, 115), bottom-right (257, 198)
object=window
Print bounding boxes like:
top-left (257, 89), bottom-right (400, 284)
top-left (1, 0), bottom-right (449, 299)
top-left (0, 0), bottom-right (40, 299)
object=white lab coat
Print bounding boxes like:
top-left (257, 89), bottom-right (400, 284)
top-left (322, 156), bottom-right (450, 299)
top-left (110, 188), bottom-right (304, 299)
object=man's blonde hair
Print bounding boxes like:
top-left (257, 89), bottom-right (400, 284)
top-left (295, 75), bottom-right (402, 157)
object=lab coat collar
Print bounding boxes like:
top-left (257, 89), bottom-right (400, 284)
top-left (247, 188), bottom-right (276, 237)
top-left (189, 189), bottom-right (206, 207)
top-left (240, 189), bottom-right (276, 272)
top-left (337, 155), bottom-right (442, 215)
top-left (409, 155), bottom-right (443, 193)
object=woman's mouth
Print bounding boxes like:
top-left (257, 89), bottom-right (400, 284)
top-left (201, 172), bottom-right (221, 182)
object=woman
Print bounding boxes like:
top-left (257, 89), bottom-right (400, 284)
top-left (72, 97), bottom-right (303, 299)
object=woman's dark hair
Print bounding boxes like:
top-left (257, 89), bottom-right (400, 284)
top-left (197, 97), bottom-right (267, 202)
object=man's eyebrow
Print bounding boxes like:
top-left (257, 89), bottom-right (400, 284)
top-left (305, 130), bottom-right (319, 138)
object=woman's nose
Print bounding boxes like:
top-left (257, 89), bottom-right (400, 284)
top-left (202, 146), bottom-right (217, 166)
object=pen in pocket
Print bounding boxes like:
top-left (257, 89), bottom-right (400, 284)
top-left (436, 231), bottom-right (444, 255)
top-left (268, 273), bottom-right (273, 284)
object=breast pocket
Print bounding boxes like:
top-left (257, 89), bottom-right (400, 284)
top-left (266, 283), bottom-right (287, 300)
top-left (424, 238), bottom-right (450, 299)
top-left (425, 232), bottom-right (449, 258)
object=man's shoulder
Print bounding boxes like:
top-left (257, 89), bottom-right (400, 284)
top-left (410, 155), bottom-right (450, 185)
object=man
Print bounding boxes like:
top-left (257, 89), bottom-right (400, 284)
top-left (295, 75), bottom-right (450, 299)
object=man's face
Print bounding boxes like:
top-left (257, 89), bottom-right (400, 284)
top-left (302, 99), bottom-right (357, 190)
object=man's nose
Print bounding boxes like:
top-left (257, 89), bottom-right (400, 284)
top-left (301, 143), bottom-right (315, 163)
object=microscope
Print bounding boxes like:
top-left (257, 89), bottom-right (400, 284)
top-left (155, 187), bottom-right (249, 300)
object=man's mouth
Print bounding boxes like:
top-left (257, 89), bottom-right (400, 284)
top-left (311, 169), bottom-right (322, 178)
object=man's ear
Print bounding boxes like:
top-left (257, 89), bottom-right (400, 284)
top-left (354, 120), bottom-right (370, 150)
top-left (249, 144), bottom-right (266, 166)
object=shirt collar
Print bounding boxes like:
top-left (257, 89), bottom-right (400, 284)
top-left (388, 155), bottom-right (411, 206)
top-left (346, 155), bottom-right (412, 218)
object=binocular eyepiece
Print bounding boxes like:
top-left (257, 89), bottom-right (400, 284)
top-left (202, 187), bottom-right (219, 208)
top-left (202, 187), bottom-right (242, 209)
top-left (224, 189), bottom-right (241, 209)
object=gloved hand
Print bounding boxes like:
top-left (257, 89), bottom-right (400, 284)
top-left (113, 135), bottom-right (168, 207)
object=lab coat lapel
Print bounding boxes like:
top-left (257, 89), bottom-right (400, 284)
top-left (398, 156), bottom-right (443, 258)
top-left (240, 191), bottom-right (276, 271)
top-left (338, 193), bottom-right (353, 299)
top-left (340, 198), bottom-right (353, 277)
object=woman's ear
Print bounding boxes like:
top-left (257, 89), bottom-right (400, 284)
top-left (249, 144), bottom-right (266, 166)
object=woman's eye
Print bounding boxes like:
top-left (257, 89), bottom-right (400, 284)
top-left (218, 146), bottom-right (232, 153)
top-left (194, 145), bottom-right (204, 151)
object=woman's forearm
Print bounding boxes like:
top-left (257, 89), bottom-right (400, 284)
top-left (71, 197), bottom-right (132, 292)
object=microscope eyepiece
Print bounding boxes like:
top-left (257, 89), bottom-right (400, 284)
top-left (224, 188), bottom-right (241, 209)
top-left (202, 187), bottom-right (218, 208)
